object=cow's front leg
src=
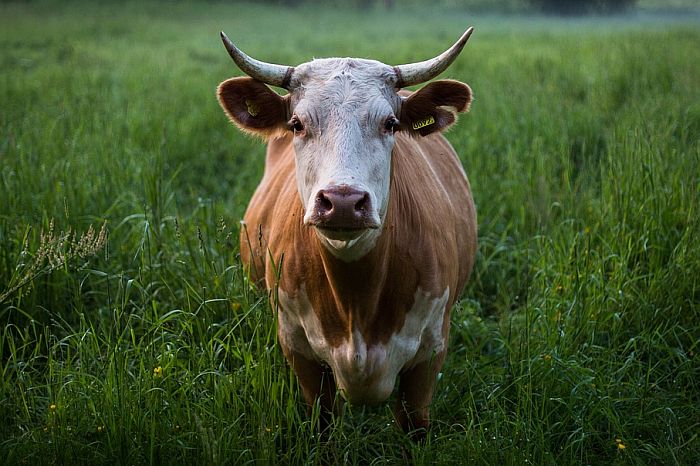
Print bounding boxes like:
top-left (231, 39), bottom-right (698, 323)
top-left (279, 343), bottom-right (340, 432)
top-left (394, 351), bottom-right (446, 441)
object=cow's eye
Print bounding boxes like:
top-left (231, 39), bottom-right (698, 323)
top-left (384, 116), bottom-right (399, 134)
top-left (289, 116), bottom-right (305, 133)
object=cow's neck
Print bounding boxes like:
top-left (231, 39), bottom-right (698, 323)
top-left (314, 225), bottom-right (392, 322)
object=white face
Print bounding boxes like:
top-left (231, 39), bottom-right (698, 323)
top-left (287, 59), bottom-right (402, 257)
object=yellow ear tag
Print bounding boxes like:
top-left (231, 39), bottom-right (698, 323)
top-left (412, 116), bottom-right (435, 130)
top-left (245, 99), bottom-right (259, 117)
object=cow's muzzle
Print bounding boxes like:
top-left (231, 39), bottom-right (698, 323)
top-left (305, 185), bottom-right (380, 235)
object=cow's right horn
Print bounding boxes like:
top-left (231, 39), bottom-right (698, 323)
top-left (393, 27), bottom-right (473, 88)
top-left (220, 31), bottom-right (295, 89)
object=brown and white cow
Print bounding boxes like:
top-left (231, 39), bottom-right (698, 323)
top-left (217, 28), bottom-right (477, 437)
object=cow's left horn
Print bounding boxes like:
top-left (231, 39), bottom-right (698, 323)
top-left (393, 27), bottom-right (473, 88)
top-left (220, 31), bottom-right (295, 89)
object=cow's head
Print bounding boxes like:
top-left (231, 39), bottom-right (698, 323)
top-left (218, 29), bottom-right (473, 260)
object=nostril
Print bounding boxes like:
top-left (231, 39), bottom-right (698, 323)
top-left (354, 193), bottom-right (370, 212)
top-left (316, 191), bottom-right (334, 214)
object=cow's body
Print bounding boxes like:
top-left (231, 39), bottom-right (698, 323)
top-left (217, 28), bottom-right (477, 436)
top-left (241, 128), bottom-right (476, 414)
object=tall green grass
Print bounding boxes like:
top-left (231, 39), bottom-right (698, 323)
top-left (1, 1), bottom-right (698, 464)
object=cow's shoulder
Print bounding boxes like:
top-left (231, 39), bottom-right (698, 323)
top-left (240, 133), bottom-right (299, 285)
top-left (388, 132), bottom-right (477, 298)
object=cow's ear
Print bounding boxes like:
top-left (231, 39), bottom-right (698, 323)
top-left (399, 80), bottom-right (472, 136)
top-left (217, 77), bottom-right (289, 138)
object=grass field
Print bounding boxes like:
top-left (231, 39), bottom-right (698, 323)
top-left (1, 1), bottom-right (699, 464)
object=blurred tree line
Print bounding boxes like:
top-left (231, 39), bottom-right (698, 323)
top-left (0, 0), bottom-right (648, 15)
top-left (263, 0), bottom-right (638, 14)
top-left (531, 0), bottom-right (637, 14)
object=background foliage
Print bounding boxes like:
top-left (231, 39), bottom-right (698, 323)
top-left (1, 1), bottom-right (699, 464)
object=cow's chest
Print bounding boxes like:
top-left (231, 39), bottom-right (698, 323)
top-left (277, 285), bottom-right (449, 404)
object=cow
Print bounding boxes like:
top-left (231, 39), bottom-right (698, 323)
top-left (216, 28), bottom-right (477, 438)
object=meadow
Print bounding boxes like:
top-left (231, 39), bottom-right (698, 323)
top-left (1, 1), bottom-right (699, 464)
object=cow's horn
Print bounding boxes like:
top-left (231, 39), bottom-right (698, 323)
top-left (220, 31), bottom-right (295, 89)
top-left (393, 27), bottom-right (473, 88)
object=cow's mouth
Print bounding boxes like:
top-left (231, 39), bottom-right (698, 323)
top-left (315, 225), bottom-right (370, 241)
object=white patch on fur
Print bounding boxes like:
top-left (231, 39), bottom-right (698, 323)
top-left (289, 59), bottom-right (401, 256)
top-left (278, 285), bottom-right (449, 405)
